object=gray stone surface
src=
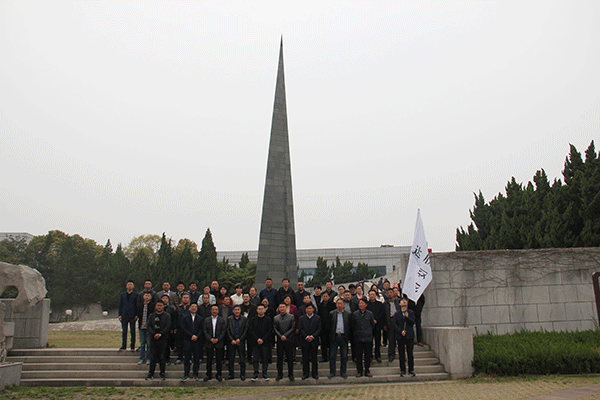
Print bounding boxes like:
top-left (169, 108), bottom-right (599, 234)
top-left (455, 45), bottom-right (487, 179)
top-left (0, 262), bottom-right (47, 360)
top-left (2, 298), bottom-right (50, 349)
top-left (423, 326), bottom-right (474, 379)
top-left (256, 39), bottom-right (297, 288)
top-left (0, 362), bottom-right (21, 389)
top-left (421, 247), bottom-right (600, 335)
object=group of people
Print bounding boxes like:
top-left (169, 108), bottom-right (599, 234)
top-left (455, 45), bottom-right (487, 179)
top-left (118, 277), bottom-right (425, 382)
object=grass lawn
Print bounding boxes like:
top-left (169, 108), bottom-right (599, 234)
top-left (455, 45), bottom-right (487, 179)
top-left (3, 375), bottom-right (600, 399)
top-left (47, 331), bottom-right (121, 348)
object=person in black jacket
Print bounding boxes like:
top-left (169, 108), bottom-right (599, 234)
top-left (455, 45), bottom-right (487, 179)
top-left (181, 302), bottom-right (203, 381)
top-left (384, 288), bottom-right (400, 362)
top-left (119, 280), bottom-right (139, 351)
top-left (249, 304), bottom-right (273, 381)
top-left (160, 294), bottom-right (177, 365)
top-left (366, 290), bottom-right (384, 362)
top-left (226, 305), bottom-right (248, 381)
top-left (273, 303), bottom-right (296, 382)
top-left (146, 300), bottom-right (171, 380)
top-left (299, 303), bottom-right (321, 380)
top-left (174, 293), bottom-right (191, 365)
top-left (317, 291), bottom-right (335, 363)
top-left (329, 299), bottom-right (351, 379)
top-left (203, 305), bottom-right (227, 381)
top-left (394, 298), bottom-right (416, 377)
top-left (352, 298), bottom-right (375, 377)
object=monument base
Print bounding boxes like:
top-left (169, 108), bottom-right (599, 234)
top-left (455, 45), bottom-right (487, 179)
top-left (0, 362), bottom-right (22, 388)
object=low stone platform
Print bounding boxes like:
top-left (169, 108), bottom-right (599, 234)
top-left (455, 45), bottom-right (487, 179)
top-left (7, 346), bottom-right (449, 387)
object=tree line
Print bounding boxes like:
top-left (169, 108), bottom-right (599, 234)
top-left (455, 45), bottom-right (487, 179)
top-left (0, 228), bottom-right (256, 311)
top-left (0, 228), bottom-right (380, 312)
top-left (456, 141), bottom-right (600, 251)
top-left (306, 256), bottom-right (381, 287)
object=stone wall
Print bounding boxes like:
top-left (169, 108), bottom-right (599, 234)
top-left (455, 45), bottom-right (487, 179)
top-left (1, 298), bottom-right (50, 348)
top-left (406, 247), bottom-right (600, 335)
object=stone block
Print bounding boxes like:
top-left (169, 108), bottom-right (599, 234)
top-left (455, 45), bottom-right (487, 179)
top-left (522, 285), bottom-right (550, 304)
top-left (576, 284), bottom-right (594, 302)
top-left (525, 322), bottom-right (553, 332)
top-left (549, 284), bottom-right (579, 303)
top-left (436, 289), bottom-right (463, 307)
top-left (481, 305), bottom-right (510, 324)
top-left (452, 306), bottom-right (481, 326)
top-left (423, 326), bottom-right (474, 379)
top-left (425, 306), bottom-right (453, 326)
top-left (0, 363), bottom-right (21, 389)
top-left (551, 321), bottom-right (573, 332)
top-left (537, 303), bottom-right (566, 322)
top-left (496, 324), bottom-right (522, 335)
top-left (464, 287), bottom-right (495, 306)
top-left (564, 302), bottom-right (594, 321)
top-left (494, 286), bottom-right (523, 306)
top-left (434, 271), bottom-right (451, 288)
top-left (510, 304), bottom-right (538, 324)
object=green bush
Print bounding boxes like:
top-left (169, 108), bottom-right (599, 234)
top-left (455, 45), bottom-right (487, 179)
top-left (473, 329), bottom-right (600, 375)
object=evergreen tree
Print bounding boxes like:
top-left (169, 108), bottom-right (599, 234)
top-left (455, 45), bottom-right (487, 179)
top-left (196, 228), bottom-right (218, 287)
top-left (457, 141), bottom-right (600, 250)
top-left (311, 256), bottom-right (331, 286)
top-left (154, 233), bottom-right (173, 288)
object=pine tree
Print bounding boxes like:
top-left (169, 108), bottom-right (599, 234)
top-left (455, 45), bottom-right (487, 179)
top-left (197, 228), bottom-right (218, 287)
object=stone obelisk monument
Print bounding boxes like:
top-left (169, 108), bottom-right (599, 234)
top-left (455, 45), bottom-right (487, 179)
top-left (255, 39), bottom-right (298, 289)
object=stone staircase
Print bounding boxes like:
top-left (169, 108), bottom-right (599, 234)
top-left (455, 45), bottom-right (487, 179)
top-left (7, 345), bottom-right (450, 386)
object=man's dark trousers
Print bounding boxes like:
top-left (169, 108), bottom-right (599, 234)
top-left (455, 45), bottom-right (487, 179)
top-left (121, 317), bottom-right (136, 350)
top-left (205, 344), bottom-right (224, 378)
top-left (329, 333), bottom-right (348, 376)
top-left (149, 338), bottom-right (168, 376)
top-left (398, 337), bottom-right (415, 374)
top-left (253, 343), bottom-right (270, 377)
top-left (228, 343), bottom-right (246, 378)
top-left (183, 339), bottom-right (200, 377)
top-left (387, 325), bottom-right (396, 361)
top-left (301, 341), bottom-right (318, 378)
top-left (355, 340), bottom-right (372, 375)
top-left (277, 339), bottom-right (294, 378)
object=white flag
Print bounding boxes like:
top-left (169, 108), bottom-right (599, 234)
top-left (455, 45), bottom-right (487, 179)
top-left (403, 209), bottom-right (432, 302)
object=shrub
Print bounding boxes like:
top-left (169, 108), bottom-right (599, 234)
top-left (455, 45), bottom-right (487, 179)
top-left (473, 329), bottom-right (600, 375)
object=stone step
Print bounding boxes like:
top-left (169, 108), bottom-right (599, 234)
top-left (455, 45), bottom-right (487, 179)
top-left (21, 364), bottom-right (446, 379)
top-left (20, 372), bottom-right (450, 387)
top-left (18, 357), bottom-right (443, 371)
top-left (9, 345), bottom-right (433, 357)
top-left (10, 345), bottom-right (448, 387)
top-left (8, 349), bottom-right (436, 361)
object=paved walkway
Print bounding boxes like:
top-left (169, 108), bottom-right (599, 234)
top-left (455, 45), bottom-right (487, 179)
top-left (203, 380), bottom-right (600, 400)
top-left (526, 383), bottom-right (600, 399)
top-left (48, 318), bottom-right (121, 332)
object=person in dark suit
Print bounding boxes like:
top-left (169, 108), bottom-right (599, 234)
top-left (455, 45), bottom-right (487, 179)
top-left (353, 298), bottom-right (375, 377)
top-left (317, 291), bottom-right (335, 363)
top-left (146, 300), bottom-right (171, 380)
top-left (226, 305), bottom-right (248, 381)
top-left (384, 288), bottom-right (401, 362)
top-left (118, 280), bottom-right (139, 351)
top-left (181, 302), bottom-right (203, 381)
top-left (203, 304), bottom-right (227, 381)
top-left (249, 304), bottom-right (273, 381)
top-left (329, 299), bottom-right (352, 379)
top-left (394, 298), bottom-right (416, 377)
top-left (366, 290), bottom-right (385, 362)
top-left (299, 303), bottom-right (321, 380)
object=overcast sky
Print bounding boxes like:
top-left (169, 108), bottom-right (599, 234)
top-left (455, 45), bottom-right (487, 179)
top-left (1, 1), bottom-right (599, 254)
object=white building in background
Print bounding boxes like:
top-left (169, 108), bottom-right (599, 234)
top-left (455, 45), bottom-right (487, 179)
top-left (0, 232), bottom-right (34, 244)
top-left (218, 245), bottom-right (411, 283)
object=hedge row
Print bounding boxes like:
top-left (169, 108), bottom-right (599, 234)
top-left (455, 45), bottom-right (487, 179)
top-left (473, 329), bottom-right (600, 375)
